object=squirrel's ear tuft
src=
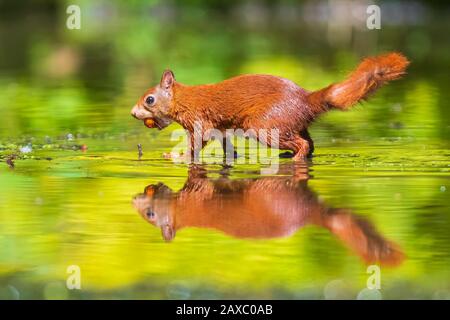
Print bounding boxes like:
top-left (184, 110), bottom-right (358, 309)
top-left (160, 69), bottom-right (175, 90)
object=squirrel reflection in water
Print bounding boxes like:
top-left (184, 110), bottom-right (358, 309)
top-left (133, 164), bottom-right (404, 267)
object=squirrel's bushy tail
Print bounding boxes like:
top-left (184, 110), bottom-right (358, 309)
top-left (308, 52), bottom-right (410, 110)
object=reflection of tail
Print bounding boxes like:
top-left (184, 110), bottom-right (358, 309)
top-left (309, 52), bottom-right (410, 110)
top-left (322, 209), bottom-right (404, 267)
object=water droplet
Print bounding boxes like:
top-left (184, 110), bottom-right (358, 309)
top-left (20, 144), bottom-right (32, 153)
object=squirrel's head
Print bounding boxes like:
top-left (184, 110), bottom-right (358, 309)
top-left (132, 183), bottom-right (176, 242)
top-left (131, 69), bottom-right (175, 130)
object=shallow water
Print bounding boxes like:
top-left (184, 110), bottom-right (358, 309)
top-left (0, 1), bottom-right (449, 300)
top-left (1, 131), bottom-right (448, 299)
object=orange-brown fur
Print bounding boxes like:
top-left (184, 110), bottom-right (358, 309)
top-left (131, 52), bottom-right (409, 160)
top-left (133, 165), bottom-right (404, 266)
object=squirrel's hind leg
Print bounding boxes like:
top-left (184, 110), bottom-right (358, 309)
top-left (279, 130), bottom-right (314, 161)
top-left (292, 135), bottom-right (313, 161)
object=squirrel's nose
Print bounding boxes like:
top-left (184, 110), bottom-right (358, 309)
top-left (131, 105), bottom-right (140, 119)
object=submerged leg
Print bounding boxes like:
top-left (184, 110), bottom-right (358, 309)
top-left (292, 136), bottom-right (312, 161)
top-left (279, 130), bottom-right (314, 159)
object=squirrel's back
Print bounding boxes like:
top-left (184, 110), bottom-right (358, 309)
top-left (172, 74), bottom-right (311, 129)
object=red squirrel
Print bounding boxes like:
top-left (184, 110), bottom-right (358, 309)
top-left (131, 52), bottom-right (409, 160)
top-left (132, 165), bottom-right (404, 266)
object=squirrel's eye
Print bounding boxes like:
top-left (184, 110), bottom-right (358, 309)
top-left (146, 209), bottom-right (155, 219)
top-left (145, 95), bottom-right (155, 105)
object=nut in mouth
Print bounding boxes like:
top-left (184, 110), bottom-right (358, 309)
top-left (142, 116), bottom-right (173, 130)
top-left (144, 118), bottom-right (159, 129)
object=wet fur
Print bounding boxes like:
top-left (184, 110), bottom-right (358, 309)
top-left (132, 52), bottom-right (409, 160)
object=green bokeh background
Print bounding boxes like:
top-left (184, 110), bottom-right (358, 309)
top-left (0, 0), bottom-right (449, 299)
